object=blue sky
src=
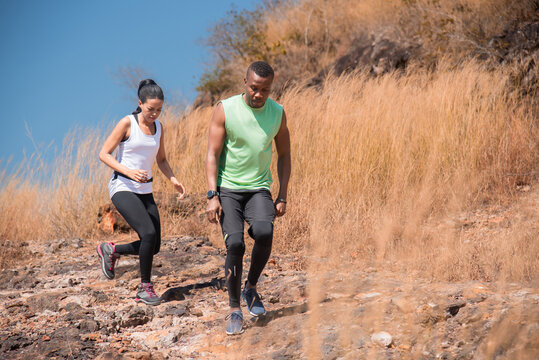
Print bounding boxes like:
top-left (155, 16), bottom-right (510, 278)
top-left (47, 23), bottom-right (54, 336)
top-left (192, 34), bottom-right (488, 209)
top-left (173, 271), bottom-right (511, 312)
top-left (0, 0), bottom-right (256, 171)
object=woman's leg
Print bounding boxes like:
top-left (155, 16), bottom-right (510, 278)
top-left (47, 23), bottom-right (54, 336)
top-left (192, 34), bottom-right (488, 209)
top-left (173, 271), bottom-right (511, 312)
top-left (111, 191), bottom-right (158, 283)
top-left (140, 193), bottom-right (161, 255)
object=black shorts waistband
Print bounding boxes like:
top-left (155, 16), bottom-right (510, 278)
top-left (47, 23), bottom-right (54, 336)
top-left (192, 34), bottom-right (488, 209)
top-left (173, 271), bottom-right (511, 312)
top-left (113, 171), bottom-right (153, 183)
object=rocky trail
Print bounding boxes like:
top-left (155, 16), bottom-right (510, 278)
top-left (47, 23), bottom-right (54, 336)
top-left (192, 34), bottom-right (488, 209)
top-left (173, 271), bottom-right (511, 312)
top-left (1, 190), bottom-right (538, 359)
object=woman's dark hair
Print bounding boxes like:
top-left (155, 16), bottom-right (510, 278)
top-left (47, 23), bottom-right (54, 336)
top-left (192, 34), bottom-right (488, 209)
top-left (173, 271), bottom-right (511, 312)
top-left (132, 79), bottom-right (164, 114)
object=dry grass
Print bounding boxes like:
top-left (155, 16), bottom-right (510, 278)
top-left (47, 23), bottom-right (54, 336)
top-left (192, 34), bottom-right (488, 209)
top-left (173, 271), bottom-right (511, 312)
top-left (1, 60), bottom-right (537, 287)
top-left (274, 60), bottom-right (537, 282)
top-left (1, 61), bottom-right (537, 283)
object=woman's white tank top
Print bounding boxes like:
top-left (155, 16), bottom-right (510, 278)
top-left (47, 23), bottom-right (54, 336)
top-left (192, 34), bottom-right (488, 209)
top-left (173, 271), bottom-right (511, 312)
top-left (108, 115), bottom-right (161, 198)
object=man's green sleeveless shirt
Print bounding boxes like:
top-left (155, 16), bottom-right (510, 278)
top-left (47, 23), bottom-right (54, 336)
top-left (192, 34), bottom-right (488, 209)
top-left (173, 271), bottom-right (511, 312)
top-left (218, 94), bottom-right (283, 190)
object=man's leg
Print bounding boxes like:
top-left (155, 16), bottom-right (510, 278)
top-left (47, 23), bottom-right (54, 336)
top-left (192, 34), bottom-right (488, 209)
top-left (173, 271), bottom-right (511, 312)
top-left (242, 189), bottom-right (275, 316)
top-left (219, 190), bottom-right (246, 306)
top-left (245, 189), bottom-right (275, 287)
top-left (219, 188), bottom-right (248, 334)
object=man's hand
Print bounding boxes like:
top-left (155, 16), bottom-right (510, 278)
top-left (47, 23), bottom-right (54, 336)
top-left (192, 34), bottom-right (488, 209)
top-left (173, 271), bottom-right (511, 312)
top-left (206, 197), bottom-right (222, 223)
top-left (275, 199), bottom-right (287, 217)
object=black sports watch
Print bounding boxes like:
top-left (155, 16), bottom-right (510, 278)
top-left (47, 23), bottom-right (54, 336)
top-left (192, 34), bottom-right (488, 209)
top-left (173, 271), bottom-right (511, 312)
top-left (207, 190), bottom-right (220, 199)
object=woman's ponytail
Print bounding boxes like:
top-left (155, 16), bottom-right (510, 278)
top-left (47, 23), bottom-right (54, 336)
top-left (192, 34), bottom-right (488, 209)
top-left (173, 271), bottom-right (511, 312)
top-left (132, 79), bottom-right (164, 114)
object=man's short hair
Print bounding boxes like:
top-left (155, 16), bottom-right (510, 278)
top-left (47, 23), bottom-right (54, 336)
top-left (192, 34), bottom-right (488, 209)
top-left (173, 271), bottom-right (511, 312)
top-left (247, 61), bottom-right (274, 79)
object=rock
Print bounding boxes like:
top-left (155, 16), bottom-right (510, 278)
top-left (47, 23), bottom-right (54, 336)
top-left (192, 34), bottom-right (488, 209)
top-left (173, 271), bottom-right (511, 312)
top-left (163, 304), bottom-right (187, 317)
top-left (308, 30), bottom-right (419, 86)
top-left (190, 308), bottom-right (204, 317)
top-left (80, 332), bottom-right (102, 341)
top-left (91, 290), bottom-right (109, 303)
top-left (26, 292), bottom-right (62, 313)
top-left (140, 329), bottom-right (180, 349)
top-left (95, 352), bottom-right (123, 360)
top-left (391, 296), bottom-right (414, 313)
top-left (97, 203), bottom-right (130, 233)
top-left (122, 352), bottom-right (152, 360)
top-left (445, 300), bottom-right (466, 317)
top-left (80, 319), bottom-right (100, 332)
top-left (119, 306), bottom-right (154, 328)
top-left (456, 306), bottom-right (483, 325)
top-left (354, 292), bottom-right (382, 300)
top-left (371, 331), bottom-right (393, 347)
top-left (1, 335), bottom-right (34, 351)
top-left (417, 304), bottom-right (446, 326)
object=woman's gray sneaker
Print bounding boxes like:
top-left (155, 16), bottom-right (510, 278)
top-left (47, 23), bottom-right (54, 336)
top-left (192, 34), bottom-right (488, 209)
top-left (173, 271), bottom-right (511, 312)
top-left (97, 242), bottom-right (119, 279)
top-left (225, 311), bottom-right (244, 335)
top-left (135, 282), bottom-right (162, 306)
top-left (242, 287), bottom-right (266, 316)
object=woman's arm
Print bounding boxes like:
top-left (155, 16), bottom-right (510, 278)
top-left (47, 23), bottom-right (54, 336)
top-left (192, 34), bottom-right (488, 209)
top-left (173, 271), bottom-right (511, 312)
top-left (156, 123), bottom-right (186, 197)
top-left (99, 117), bottom-right (150, 183)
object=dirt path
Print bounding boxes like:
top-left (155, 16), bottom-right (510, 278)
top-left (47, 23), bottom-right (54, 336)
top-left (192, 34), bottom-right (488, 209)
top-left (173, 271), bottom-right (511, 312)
top-left (1, 188), bottom-right (537, 359)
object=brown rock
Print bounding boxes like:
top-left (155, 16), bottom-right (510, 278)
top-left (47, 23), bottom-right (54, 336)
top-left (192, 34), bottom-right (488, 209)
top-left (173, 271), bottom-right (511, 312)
top-left (98, 203), bottom-right (130, 233)
top-left (81, 332), bottom-right (101, 341)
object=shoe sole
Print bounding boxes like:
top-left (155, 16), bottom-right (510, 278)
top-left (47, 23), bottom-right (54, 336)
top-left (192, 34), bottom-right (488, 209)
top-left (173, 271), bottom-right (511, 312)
top-left (135, 297), bottom-right (162, 306)
top-left (96, 244), bottom-right (114, 280)
top-left (226, 328), bottom-right (244, 335)
top-left (242, 292), bottom-right (266, 317)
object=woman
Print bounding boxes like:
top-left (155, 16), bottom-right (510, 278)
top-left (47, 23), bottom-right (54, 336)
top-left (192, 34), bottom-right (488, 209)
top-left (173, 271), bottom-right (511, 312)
top-left (97, 79), bottom-right (185, 305)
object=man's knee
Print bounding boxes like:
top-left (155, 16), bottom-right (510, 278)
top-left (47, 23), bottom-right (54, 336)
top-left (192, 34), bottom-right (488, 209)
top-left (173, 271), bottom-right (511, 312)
top-left (225, 233), bottom-right (245, 255)
top-left (248, 221), bottom-right (273, 247)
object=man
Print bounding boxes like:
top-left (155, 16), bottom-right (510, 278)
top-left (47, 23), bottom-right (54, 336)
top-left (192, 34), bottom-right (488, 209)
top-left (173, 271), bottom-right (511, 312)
top-left (205, 61), bottom-right (291, 335)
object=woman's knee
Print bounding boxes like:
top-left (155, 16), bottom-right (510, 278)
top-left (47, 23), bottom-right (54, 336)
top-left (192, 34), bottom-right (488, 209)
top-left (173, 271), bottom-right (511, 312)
top-left (140, 228), bottom-right (158, 244)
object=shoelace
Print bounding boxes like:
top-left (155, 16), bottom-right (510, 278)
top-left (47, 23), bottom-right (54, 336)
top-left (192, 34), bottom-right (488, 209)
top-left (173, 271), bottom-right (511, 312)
top-left (245, 288), bottom-right (261, 306)
top-left (225, 311), bottom-right (242, 321)
top-left (108, 243), bottom-right (118, 271)
top-left (142, 283), bottom-right (158, 298)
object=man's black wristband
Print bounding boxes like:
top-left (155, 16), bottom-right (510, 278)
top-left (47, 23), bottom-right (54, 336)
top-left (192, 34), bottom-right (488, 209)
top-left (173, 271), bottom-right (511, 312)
top-left (207, 190), bottom-right (220, 199)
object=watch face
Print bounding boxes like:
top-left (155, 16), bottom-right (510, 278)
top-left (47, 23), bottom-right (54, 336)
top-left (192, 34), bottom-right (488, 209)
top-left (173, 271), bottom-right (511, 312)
top-left (207, 190), bottom-right (217, 199)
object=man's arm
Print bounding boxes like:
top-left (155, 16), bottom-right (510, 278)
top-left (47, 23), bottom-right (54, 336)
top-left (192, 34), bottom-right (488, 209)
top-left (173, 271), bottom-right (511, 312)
top-left (274, 109), bottom-right (291, 217)
top-left (205, 102), bottom-right (226, 223)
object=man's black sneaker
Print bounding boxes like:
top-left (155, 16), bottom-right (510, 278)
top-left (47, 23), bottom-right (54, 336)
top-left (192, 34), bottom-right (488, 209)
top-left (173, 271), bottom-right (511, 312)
top-left (242, 287), bottom-right (266, 317)
top-left (225, 310), bottom-right (244, 335)
top-left (135, 282), bottom-right (162, 306)
top-left (97, 242), bottom-right (119, 279)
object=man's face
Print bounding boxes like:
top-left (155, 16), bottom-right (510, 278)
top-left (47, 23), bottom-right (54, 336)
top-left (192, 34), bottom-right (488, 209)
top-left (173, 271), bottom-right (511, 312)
top-left (244, 71), bottom-right (273, 108)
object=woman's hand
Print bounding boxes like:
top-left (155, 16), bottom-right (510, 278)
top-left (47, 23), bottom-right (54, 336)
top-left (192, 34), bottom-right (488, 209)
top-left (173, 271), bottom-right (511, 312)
top-left (171, 177), bottom-right (186, 199)
top-left (128, 169), bottom-right (150, 183)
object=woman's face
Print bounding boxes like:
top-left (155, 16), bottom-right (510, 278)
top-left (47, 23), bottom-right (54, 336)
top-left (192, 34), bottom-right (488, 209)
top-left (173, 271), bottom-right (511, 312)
top-left (139, 98), bottom-right (163, 122)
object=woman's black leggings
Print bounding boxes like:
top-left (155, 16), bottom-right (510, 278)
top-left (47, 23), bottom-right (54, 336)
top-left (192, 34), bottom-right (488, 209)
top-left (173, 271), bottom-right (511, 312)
top-left (111, 191), bottom-right (161, 283)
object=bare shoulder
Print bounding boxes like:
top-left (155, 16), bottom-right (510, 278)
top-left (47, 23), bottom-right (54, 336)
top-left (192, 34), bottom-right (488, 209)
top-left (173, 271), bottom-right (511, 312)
top-left (118, 115), bottom-right (131, 127)
top-left (280, 108), bottom-right (288, 126)
top-left (211, 102), bottom-right (226, 125)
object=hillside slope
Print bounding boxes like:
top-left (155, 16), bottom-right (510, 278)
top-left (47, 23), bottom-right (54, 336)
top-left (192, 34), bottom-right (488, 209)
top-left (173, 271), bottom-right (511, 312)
top-left (1, 186), bottom-right (537, 359)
